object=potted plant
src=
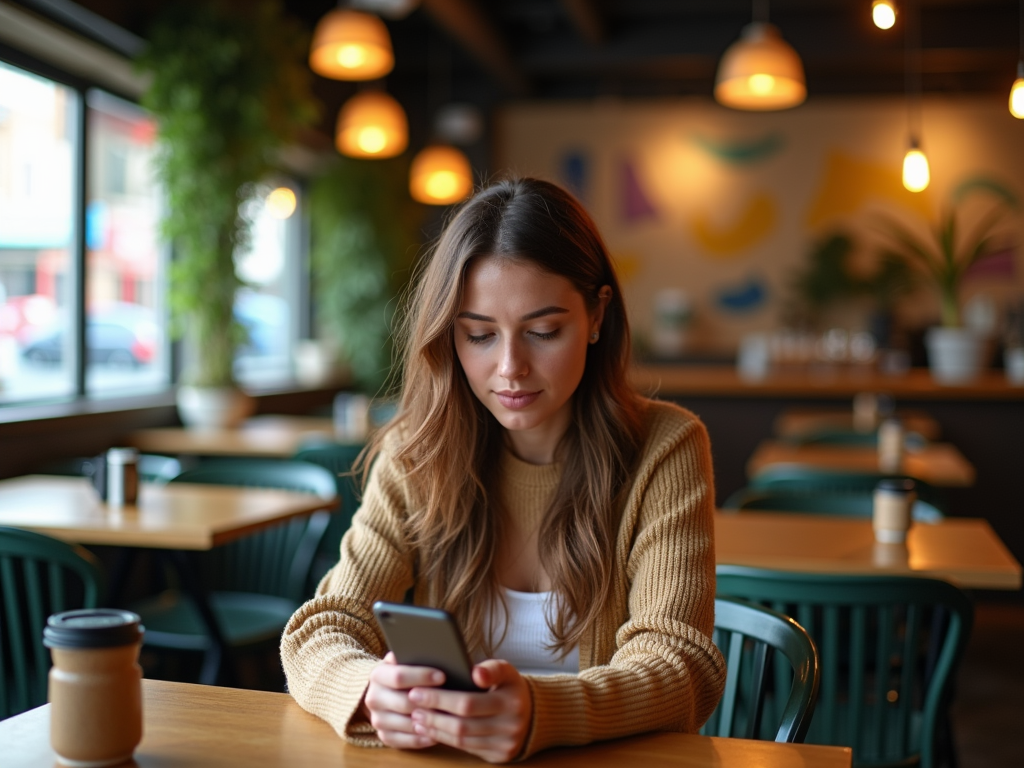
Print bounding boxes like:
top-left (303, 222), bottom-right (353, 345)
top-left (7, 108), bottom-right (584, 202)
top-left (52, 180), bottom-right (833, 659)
top-left (878, 191), bottom-right (1017, 383)
top-left (308, 156), bottom-right (422, 395)
top-left (138, 1), bottom-right (317, 426)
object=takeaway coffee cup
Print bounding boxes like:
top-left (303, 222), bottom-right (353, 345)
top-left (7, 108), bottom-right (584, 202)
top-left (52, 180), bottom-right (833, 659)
top-left (873, 478), bottom-right (916, 544)
top-left (44, 609), bottom-right (144, 767)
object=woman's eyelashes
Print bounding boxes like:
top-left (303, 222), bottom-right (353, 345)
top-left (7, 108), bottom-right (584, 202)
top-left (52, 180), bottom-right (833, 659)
top-left (462, 327), bottom-right (562, 345)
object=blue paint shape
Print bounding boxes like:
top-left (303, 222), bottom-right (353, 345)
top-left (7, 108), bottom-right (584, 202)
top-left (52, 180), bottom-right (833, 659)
top-left (716, 276), bottom-right (768, 313)
top-left (560, 151), bottom-right (590, 203)
top-left (86, 200), bottom-right (109, 251)
top-left (620, 158), bottom-right (658, 222)
top-left (690, 132), bottom-right (785, 166)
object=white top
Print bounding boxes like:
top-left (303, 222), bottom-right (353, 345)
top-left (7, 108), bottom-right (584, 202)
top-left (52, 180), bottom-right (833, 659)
top-left (485, 588), bottom-right (580, 676)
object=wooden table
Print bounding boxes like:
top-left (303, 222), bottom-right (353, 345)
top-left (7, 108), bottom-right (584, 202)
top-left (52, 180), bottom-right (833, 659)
top-left (0, 474), bottom-right (336, 685)
top-left (715, 511), bottom-right (1022, 590)
top-left (0, 679), bottom-right (852, 767)
top-left (0, 474), bottom-right (332, 550)
top-left (126, 415), bottom-right (340, 458)
top-left (746, 439), bottom-right (976, 487)
top-left (774, 407), bottom-right (942, 441)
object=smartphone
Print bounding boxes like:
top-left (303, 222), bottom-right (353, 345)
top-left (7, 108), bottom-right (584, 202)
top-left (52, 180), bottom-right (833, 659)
top-left (372, 601), bottom-right (483, 692)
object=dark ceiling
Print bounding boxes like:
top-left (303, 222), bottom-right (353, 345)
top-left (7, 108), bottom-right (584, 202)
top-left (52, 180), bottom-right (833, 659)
top-left (12, 0), bottom-right (1023, 152)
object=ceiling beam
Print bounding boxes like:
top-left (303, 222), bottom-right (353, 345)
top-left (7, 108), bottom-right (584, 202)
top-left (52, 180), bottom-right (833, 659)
top-left (560, 0), bottom-right (605, 45)
top-left (421, 0), bottom-right (531, 96)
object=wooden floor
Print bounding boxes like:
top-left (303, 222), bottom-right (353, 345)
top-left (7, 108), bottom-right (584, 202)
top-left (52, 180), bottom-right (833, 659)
top-left (950, 601), bottom-right (1024, 768)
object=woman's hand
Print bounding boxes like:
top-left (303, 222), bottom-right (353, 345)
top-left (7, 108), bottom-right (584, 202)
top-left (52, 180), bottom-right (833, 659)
top-left (364, 653), bottom-right (443, 750)
top-left (408, 659), bottom-right (532, 764)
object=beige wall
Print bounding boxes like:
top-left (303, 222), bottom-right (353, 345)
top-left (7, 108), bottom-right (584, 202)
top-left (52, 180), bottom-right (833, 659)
top-left (496, 96), bottom-right (1024, 353)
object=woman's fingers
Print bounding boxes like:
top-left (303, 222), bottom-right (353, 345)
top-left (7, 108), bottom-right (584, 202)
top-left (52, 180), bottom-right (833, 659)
top-left (370, 662), bottom-right (445, 691)
top-left (376, 727), bottom-right (437, 750)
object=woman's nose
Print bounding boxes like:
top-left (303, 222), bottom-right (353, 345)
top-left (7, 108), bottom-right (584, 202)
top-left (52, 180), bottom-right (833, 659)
top-left (498, 338), bottom-right (528, 380)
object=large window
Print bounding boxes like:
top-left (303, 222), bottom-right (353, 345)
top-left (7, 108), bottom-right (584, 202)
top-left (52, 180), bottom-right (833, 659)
top-left (0, 60), bottom-right (78, 403)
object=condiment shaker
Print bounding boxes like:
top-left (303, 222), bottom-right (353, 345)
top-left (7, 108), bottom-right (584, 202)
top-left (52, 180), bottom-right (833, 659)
top-left (44, 609), bottom-right (144, 767)
top-left (877, 418), bottom-right (904, 474)
top-left (106, 447), bottom-right (139, 506)
top-left (873, 478), bottom-right (916, 544)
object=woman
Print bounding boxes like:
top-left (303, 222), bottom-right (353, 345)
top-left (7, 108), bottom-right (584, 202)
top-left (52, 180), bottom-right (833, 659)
top-left (281, 178), bottom-right (725, 763)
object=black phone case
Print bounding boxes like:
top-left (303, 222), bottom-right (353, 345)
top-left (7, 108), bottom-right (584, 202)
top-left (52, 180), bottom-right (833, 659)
top-left (372, 602), bottom-right (482, 692)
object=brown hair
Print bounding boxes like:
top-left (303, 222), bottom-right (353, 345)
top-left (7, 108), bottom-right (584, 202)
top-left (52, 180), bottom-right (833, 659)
top-left (363, 177), bottom-right (646, 655)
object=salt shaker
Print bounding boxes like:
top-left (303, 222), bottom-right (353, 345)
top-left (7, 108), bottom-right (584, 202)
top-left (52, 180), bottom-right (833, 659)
top-left (44, 609), bottom-right (144, 767)
top-left (106, 447), bottom-right (139, 506)
top-left (877, 418), bottom-right (904, 474)
top-left (873, 478), bottom-right (916, 543)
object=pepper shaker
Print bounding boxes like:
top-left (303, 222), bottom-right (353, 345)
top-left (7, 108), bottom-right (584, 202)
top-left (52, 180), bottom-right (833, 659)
top-left (106, 447), bottom-right (139, 506)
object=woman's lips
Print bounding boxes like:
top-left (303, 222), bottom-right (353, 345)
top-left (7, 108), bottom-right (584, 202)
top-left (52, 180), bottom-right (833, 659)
top-left (495, 390), bottom-right (541, 410)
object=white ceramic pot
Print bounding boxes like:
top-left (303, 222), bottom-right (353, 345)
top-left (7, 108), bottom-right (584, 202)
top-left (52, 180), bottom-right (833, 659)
top-left (176, 385), bottom-right (255, 430)
top-left (924, 327), bottom-right (986, 384)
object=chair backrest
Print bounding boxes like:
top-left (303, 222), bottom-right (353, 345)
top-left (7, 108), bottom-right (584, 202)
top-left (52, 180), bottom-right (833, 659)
top-left (722, 488), bottom-right (944, 523)
top-left (169, 459), bottom-right (336, 602)
top-left (716, 566), bottom-right (974, 768)
top-left (0, 527), bottom-right (103, 720)
top-left (291, 442), bottom-right (364, 590)
top-left (703, 597), bottom-right (820, 743)
top-left (747, 465), bottom-right (948, 514)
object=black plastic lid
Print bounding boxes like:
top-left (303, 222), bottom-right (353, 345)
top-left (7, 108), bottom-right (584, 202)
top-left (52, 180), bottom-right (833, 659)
top-left (43, 609), bottom-right (143, 649)
top-left (876, 477), bottom-right (916, 494)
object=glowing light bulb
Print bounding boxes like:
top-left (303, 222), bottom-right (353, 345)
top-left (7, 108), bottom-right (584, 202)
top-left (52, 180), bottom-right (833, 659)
top-left (748, 73), bottom-right (776, 95)
top-left (357, 126), bottom-right (387, 154)
top-left (1010, 77), bottom-right (1024, 119)
top-left (902, 148), bottom-right (930, 192)
top-left (425, 171), bottom-right (459, 200)
top-left (265, 187), bottom-right (297, 219)
top-left (872, 1), bottom-right (896, 30)
top-left (336, 44), bottom-right (368, 69)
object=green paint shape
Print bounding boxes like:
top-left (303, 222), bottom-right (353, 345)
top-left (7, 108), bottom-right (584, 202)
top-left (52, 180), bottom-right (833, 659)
top-left (690, 132), bottom-right (785, 165)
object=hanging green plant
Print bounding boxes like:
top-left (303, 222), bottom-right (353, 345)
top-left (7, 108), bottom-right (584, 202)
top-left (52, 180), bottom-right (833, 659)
top-left (309, 156), bottom-right (423, 394)
top-left (138, 0), bottom-right (318, 387)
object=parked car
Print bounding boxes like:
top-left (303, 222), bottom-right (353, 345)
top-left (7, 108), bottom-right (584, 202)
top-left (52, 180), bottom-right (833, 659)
top-left (21, 303), bottom-right (158, 368)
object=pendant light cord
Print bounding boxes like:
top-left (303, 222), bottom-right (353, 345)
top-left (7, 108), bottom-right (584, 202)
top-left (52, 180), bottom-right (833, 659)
top-left (752, 0), bottom-right (769, 24)
top-left (905, 0), bottom-right (923, 144)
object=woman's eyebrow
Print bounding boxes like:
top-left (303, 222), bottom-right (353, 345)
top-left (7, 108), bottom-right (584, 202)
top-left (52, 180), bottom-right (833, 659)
top-left (457, 306), bottom-right (569, 322)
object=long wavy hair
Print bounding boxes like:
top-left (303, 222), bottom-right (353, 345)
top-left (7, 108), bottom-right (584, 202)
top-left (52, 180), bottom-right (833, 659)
top-left (363, 177), bottom-right (646, 655)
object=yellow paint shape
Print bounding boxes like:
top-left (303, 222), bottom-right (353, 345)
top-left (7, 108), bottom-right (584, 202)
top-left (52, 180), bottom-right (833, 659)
top-left (610, 252), bottom-right (640, 284)
top-left (691, 192), bottom-right (777, 257)
top-left (806, 150), bottom-right (931, 228)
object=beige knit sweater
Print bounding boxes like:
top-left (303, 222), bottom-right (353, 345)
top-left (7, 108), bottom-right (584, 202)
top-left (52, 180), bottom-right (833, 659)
top-left (280, 398), bottom-right (726, 759)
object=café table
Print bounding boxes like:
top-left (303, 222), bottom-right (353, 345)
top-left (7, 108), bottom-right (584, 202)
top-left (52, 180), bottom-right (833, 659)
top-left (0, 678), bottom-right (853, 767)
top-left (714, 510), bottom-right (1022, 590)
top-left (773, 407), bottom-right (942, 441)
top-left (0, 474), bottom-right (336, 682)
top-left (125, 414), bottom-right (340, 459)
top-left (746, 439), bottom-right (976, 488)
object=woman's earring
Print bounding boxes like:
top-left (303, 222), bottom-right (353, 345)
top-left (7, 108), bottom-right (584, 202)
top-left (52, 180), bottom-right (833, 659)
top-left (590, 332), bottom-right (599, 343)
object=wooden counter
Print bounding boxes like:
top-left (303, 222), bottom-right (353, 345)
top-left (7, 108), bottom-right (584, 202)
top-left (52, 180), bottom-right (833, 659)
top-left (632, 365), bottom-right (1024, 400)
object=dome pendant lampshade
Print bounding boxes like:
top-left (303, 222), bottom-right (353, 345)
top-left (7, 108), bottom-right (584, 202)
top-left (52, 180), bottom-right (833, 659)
top-left (309, 9), bottom-right (394, 80)
top-left (715, 22), bottom-right (806, 110)
top-left (410, 145), bottom-right (473, 205)
top-left (902, 139), bottom-right (930, 192)
top-left (336, 91), bottom-right (408, 158)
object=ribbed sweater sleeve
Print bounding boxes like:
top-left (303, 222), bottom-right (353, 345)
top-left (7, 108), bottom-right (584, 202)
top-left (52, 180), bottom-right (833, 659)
top-left (279, 441), bottom-right (415, 746)
top-left (517, 401), bottom-right (725, 757)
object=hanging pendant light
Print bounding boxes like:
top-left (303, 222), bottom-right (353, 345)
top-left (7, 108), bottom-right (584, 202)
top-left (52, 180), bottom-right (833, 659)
top-left (335, 91), bottom-right (408, 158)
top-left (902, 139), bottom-right (930, 192)
top-left (410, 145), bottom-right (473, 205)
top-left (715, 22), bottom-right (806, 110)
top-left (1011, 1), bottom-right (1024, 118)
top-left (309, 8), bottom-right (394, 80)
top-left (872, 1), bottom-right (897, 30)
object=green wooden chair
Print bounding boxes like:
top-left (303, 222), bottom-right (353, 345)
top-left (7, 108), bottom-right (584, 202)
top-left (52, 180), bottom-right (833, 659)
top-left (703, 597), bottom-right (820, 743)
top-left (129, 459), bottom-right (335, 685)
top-left (1, 526), bottom-right (103, 719)
top-left (291, 442), bottom-right (364, 591)
top-left (716, 566), bottom-right (974, 768)
top-left (745, 465), bottom-right (948, 514)
top-left (722, 488), bottom-right (944, 523)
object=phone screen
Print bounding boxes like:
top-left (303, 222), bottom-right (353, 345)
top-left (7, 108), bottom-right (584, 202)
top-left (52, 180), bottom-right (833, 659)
top-left (372, 602), bottom-right (483, 692)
